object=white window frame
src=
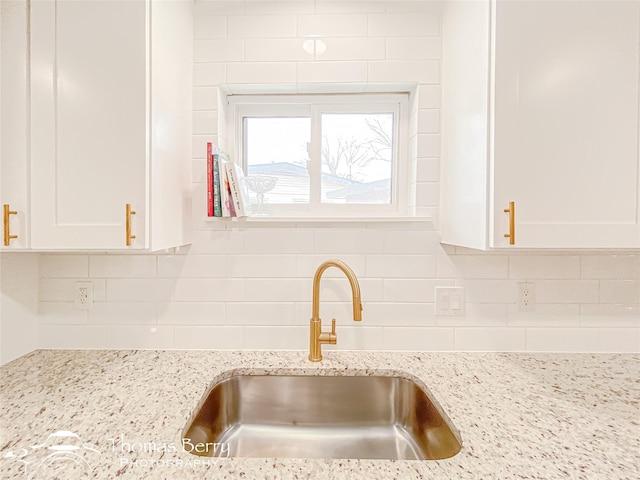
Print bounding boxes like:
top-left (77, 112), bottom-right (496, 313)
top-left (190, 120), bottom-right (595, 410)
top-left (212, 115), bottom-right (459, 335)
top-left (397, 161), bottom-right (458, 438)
top-left (227, 93), bottom-right (409, 217)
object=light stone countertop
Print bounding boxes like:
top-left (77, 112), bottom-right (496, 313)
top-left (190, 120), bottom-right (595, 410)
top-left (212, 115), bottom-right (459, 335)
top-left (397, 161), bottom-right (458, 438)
top-left (0, 349), bottom-right (638, 479)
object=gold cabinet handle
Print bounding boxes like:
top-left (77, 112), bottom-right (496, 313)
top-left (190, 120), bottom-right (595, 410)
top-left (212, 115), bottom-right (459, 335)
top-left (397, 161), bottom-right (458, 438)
top-left (503, 201), bottom-right (515, 245)
top-left (126, 203), bottom-right (136, 246)
top-left (3, 204), bottom-right (18, 246)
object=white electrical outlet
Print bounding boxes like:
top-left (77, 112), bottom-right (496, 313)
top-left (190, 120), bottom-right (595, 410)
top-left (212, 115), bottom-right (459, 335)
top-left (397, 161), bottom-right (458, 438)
top-left (435, 286), bottom-right (465, 316)
top-left (517, 282), bottom-right (535, 312)
top-left (75, 281), bottom-right (94, 310)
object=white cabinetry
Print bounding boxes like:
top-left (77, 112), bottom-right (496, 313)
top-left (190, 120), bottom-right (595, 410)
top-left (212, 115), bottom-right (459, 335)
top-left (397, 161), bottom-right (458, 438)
top-left (1, 0), bottom-right (29, 250)
top-left (441, 0), bottom-right (640, 249)
top-left (27, 0), bottom-right (192, 250)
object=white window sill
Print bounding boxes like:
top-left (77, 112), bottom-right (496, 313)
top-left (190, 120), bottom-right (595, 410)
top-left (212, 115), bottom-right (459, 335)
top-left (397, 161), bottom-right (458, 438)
top-left (202, 216), bottom-right (435, 229)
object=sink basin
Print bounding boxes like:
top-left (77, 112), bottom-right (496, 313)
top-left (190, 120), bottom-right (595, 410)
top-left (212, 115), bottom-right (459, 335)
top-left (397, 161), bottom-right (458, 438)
top-left (182, 373), bottom-right (462, 460)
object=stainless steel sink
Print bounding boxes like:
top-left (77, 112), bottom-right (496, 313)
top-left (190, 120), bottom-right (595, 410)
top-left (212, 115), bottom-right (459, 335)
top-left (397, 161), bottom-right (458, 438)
top-left (182, 374), bottom-right (462, 460)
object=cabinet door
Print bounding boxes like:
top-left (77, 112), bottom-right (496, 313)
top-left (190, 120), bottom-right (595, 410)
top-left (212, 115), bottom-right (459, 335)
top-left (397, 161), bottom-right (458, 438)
top-left (1, 0), bottom-right (29, 249)
top-left (30, 0), bottom-right (147, 249)
top-left (492, 0), bottom-right (640, 248)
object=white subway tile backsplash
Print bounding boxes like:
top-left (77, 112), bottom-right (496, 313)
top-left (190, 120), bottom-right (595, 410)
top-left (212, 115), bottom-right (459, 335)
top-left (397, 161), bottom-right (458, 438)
top-left (416, 157), bottom-right (439, 185)
top-left (227, 62), bottom-right (298, 84)
top-left (228, 14), bottom-right (298, 38)
top-left (455, 327), bottom-right (526, 351)
top-left (189, 230), bottom-right (246, 254)
top-left (599, 280), bottom-right (640, 304)
top-left (581, 255), bottom-right (639, 279)
top-left (296, 254), bottom-right (366, 277)
top-left (315, 2), bottom-right (386, 14)
top-left (323, 325), bottom-right (384, 350)
top-left (417, 109), bottom-right (440, 133)
top-left (244, 1), bottom-right (316, 15)
top-left (40, 254), bottom-right (88, 278)
top-left (462, 279), bottom-right (515, 304)
top-left (525, 328), bottom-right (598, 352)
top-left (369, 60), bottom-right (439, 83)
top-left (174, 326), bottom-right (243, 349)
top-left (242, 326), bottom-right (308, 349)
top-left (194, 15), bottom-right (228, 39)
top-left (415, 182), bottom-right (439, 207)
top-left (579, 304), bottom-right (640, 320)
top-left (243, 278), bottom-right (306, 302)
top-left (366, 255), bottom-right (436, 278)
top-left (105, 326), bottom-right (174, 349)
top-left (383, 230), bottom-right (439, 254)
top-left (438, 255), bottom-right (509, 279)
top-left (298, 61), bottom-right (368, 83)
top-left (39, 302), bottom-right (88, 324)
top-left (597, 328), bottom-right (639, 352)
top-left (174, 278), bottom-right (244, 302)
top-left (320, 38), bottom-right (385, 61)
top-left (368, 13), bottom-right (440, 37)
top-left (509, 255), bottom-right (581, 279)
top-left (192, 87), bottom-right (219, 111)
top-left (90, 255), bottom-right (156, 278)
top-left (226, 302), bottom-right (297, 325)
top-left (535, 280), bottom-right (600, 304)
top-left (363, 302), bottom-right (434, 326)
top-left (298, 14), bottom-right (368, 37)
top-left (39, 278), bottom-right (106, 302)
top-left (194, 39), bottom-right (244, 63)
top-left (314, 229), bottom-right (383, 254)
top-left (193, 63), bottom-right (227, 87)
top-left (158, 254), bottom-right (227, 278)
top-left (106, 279), bottom-right (174, 303)
top-left (157, 302), bottom-right (226, 325)
top-left (245, 39), bottom-right (313, 62)
top-left (386, 37), bottom-right (441, 60)
top-left (194, 1), bottom-right (244, 16)
top-left (383, 327), bottom-right (454, 351)
top-left (227, 255), bottom-right (297, 278)
top-left (417, 133), bottom-right (441, 157)
top-left (383, 279), bottom-right (450, 303)
top-left (40, 325), bottom-right (106, 349)
top-left (89, 301), bottom-right (157, 325)
top-left (193, 110), bottom-right (218, 135)
top-left (29, 2), bottom-right (637, 356)
top-left (417, 85), bottom-right (441, 109)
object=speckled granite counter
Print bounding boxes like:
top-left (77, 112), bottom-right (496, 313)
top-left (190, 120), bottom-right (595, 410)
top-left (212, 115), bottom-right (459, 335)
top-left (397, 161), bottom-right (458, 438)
top-left (1, 350), bottom-right (638, 479)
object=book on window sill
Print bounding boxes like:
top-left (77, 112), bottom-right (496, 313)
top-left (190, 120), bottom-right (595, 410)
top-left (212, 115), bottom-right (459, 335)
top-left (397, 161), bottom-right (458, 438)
top-left (223, 161), bottom-right (250, 218)
top-left (219, 157), bottom-right (236, 217)
top-left (206, 142), bottom-right (214, 217)
top-left (212, 153), bottom-right (223, 217)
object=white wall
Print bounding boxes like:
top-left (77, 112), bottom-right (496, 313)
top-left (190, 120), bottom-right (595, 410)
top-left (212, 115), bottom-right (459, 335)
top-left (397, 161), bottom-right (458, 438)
top-left (29, 1), bottom-right (640, 353)
top-left (1, 253), bottom-right (39, 364)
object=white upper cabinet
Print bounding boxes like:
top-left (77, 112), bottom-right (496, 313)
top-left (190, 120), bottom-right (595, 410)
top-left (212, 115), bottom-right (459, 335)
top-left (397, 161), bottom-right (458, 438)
top-left (1, 0), bottom-right (29, 250)
top-left (441, 0), bottom-right (640, 249)
top-left (28, 0), bottom-right (192, 250)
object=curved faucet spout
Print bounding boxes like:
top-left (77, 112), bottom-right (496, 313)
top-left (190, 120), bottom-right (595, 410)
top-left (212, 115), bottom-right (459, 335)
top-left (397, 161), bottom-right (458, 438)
top-left (312, 259), bottom-right (362, 321)
top-left (309, 259), bottom-right (363, 362)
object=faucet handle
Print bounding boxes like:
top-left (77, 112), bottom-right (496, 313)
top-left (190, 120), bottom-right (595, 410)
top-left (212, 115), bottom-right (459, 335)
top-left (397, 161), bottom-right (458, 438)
top-left (331, 319), bottom-right (336, 336)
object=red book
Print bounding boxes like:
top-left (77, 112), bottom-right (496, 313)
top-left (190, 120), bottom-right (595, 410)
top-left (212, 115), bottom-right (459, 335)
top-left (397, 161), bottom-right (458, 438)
top-left (206, 142), bottom-right (214, 217)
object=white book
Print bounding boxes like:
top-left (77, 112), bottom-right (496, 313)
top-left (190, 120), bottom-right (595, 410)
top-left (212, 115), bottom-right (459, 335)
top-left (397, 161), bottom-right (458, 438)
top-left (223, 161), bottom-right (250, 217)
top-left (219, 160), bottom-right (235, 217)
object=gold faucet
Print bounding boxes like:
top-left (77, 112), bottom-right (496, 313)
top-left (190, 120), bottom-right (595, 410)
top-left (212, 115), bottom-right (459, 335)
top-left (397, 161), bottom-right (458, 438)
top-left (308, 259), bottom-right (363, 362)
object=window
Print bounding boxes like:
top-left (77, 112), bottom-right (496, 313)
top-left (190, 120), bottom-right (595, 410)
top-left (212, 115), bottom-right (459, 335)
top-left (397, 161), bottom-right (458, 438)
top-left (228, 93), bottom-right (409, 217)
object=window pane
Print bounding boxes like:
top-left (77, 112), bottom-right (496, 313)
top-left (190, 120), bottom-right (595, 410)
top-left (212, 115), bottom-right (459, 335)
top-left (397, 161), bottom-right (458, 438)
top-left (321, 113), bottom-right (393, 204)
top-left (244, 117), bottom-right (310, 205)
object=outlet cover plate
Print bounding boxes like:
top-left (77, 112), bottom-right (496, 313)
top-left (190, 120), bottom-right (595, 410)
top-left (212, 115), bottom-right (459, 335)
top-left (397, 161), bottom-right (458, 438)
top-left (75, 281), bottom-right (94, 310)
top-left (517, 282), bottom-right (535, 312)
top-left (435, 286), bottom-right (465, 316)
